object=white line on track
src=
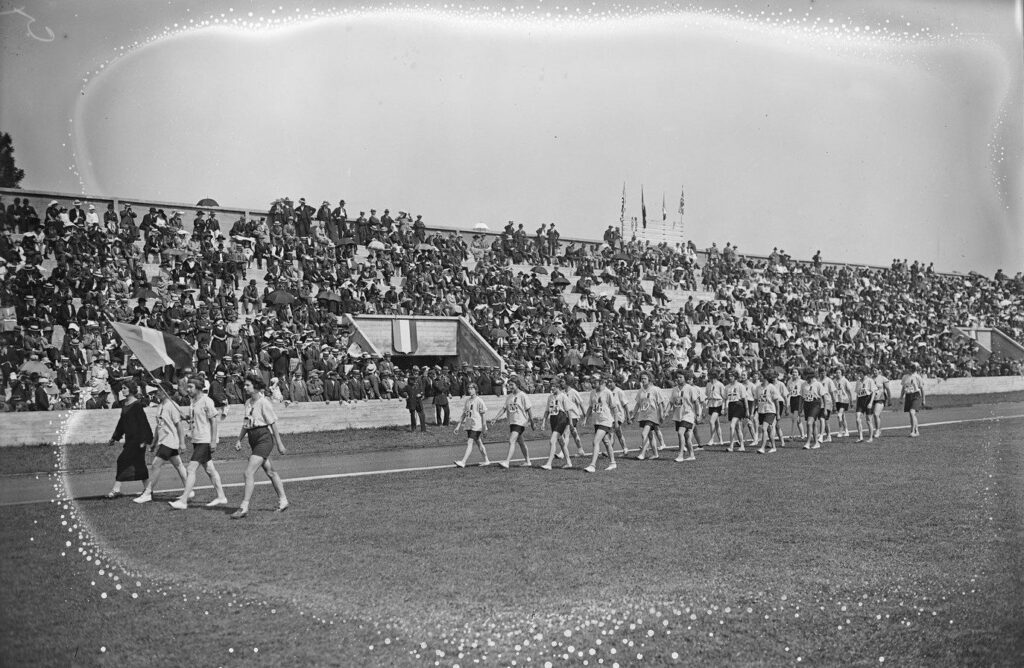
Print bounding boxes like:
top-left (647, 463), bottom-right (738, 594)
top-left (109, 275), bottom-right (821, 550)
top-left (156, 412), bottom-right (1024, 493)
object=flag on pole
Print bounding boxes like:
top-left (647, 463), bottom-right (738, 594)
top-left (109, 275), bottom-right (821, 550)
top-left (108, 321), bottom-right (194, 372)
top-left (662, 193), bottom-right (667, 222)
top-left (678, 185), bottom-right (685, 216)
top-left (619, 182), bottom-right (626, 227)
top-left (641, 186), bottom-right (647, 229)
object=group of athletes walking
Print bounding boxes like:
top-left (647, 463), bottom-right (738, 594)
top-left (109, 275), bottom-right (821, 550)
top-left (452, 363), bottom-right (928, 471)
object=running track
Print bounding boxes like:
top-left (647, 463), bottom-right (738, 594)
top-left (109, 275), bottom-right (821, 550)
top-left (2, 401), bottom-right (1022, 507)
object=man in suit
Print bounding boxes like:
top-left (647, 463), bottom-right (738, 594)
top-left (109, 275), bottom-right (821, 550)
top-left (432, 366), bottom-right (451, 425)
top-left (406, 366), bottom-right (427, 432)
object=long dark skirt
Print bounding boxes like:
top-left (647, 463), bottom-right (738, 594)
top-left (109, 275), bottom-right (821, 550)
top-left (115, 444), bottom-right (149, 482)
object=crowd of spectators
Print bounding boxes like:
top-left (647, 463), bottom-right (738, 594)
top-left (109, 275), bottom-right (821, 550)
top-left (1, 191), bottom-right (1021, 412)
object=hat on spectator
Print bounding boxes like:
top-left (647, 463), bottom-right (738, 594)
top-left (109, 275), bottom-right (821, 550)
top-left (49, 200), bottom-right (59, 206)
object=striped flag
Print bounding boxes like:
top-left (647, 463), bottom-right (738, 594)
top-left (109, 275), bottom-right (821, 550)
top-left (679, 186), bottom-right (685, 216)
top-left (641, 186), bottom-right (647, 229)
top-left (619, 182), bottom-right (626, 227)
top-left (662, 193), bottom-right (667, 222)
top-left (108, 321), bottom-right (194, 372)
top-left (392, 319), bottom-right (419, 354)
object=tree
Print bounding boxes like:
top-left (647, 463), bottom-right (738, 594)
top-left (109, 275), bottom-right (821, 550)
top-left (0, 132), bottom-right (25, 188)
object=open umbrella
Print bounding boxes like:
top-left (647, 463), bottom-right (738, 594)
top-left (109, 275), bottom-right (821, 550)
top-left (317, 290), bottom-right (342, 302)
top-left (551, 276), bottom-right (571, 287)
top-left (264, 290), bottom-right (296, 305)
top-left (368, 240), bottom-right (386, 251)
top-left (196, 197), bottom-right (219, 207)
top-left (132, 288), bottom-right (160, 300)
top-left (490, 327), bottom-right (510, 339)
top-left (473, 222), bottom-right (489, 231)
top-left (582, 355), bottom-right (606, 368)
top-left (531, 265), bottom-right (549, 275)
top-left (19, 360), bottom-right (53, 378)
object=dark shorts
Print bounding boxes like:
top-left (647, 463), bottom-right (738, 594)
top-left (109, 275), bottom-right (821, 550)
top-left (594, 423), bottom-right (612, 434)
top-left (509, 424), bottom-right (526, 434)
top-left (190, 442), bottom-right (212, 465)
top-left (777, 401), bottom-right (785, 415)
top-left (550, 413), bottom-right (570, 433)
top-left (675, 419), bottom-right (694, 431)
top-left (836, 402), bottom-right (850, 410)
top-left (856, 396), bottom-right (872, 413)
top-left (569, 417), bottom-right (580, 428)
top-left (727, 401), bottom-right (747, 420)
top-left (789, 396), bottom-right (802, 412)
top-left (758, 413), bottom-right (777, 425)
top-left (873, 399), bottom-right (886, 410)
top-left (903, 392), bottom-right (921, 412)
top-left (466, 429), bottom-right (482, 439)
top-left (155, 445), bottom-right (180, 461)
top-left (803, 401), bottom-right (821, 420)
top-left (639, 419), bottom-right (660, 430)
top-left (708, 405), bottom-right (723, 416)
top-left (248, 426), bottom-right (275, 459)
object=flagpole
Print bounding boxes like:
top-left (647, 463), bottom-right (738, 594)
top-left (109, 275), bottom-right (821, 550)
top-left (103, 314), bottom-right (186, 416)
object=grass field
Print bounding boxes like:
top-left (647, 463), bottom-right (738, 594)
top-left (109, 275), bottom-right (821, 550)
top-left (1, 414), bottom-right (1022, 666)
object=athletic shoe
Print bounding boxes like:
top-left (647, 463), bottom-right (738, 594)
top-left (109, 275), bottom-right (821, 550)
top-left (767, 448), bottom-right (777, 454)
top-left (168, 499), bottom-right (188, 510)
top-left (555, 451), bottom-right (564, 459)
top-left (105, 491), bottom-right (121, 499)
top-left (274, 502), bottom-right (289, 513)
top-left (636, 453), bottom-right (647, 461)
top-left (650, 453), bottom-right (660, 460)
top-left (604, 463), bottom-right (617, 471)
top-left (539, 462), bottom-right (554, 471)
top-left (560, 463), bottom-right (573, 469)
top-left (453, 460), bottom-right (466, 468)
top-left (518, 461), bottom-right (532, 467)
top-left (132, 492), bottom-right (152, 504)
top-left (674, 455), bottom-right (686, 462)
top-left (584, 464), bottom-right (596, 473)
top-left (229, 508), bottom-right (248, 520)
top-left (802, 444), bottom-right (811, 450)
top-left (756, 448), bottom-right (766, 454)
top-left (874, 430), bottom-right (882, 438)
top-left (205, 497), bottom-right (228, 507)
top-left (478, 461), bottom-right (491, 467)
top-left (189, 491), bottom-right (196, 499)
top-left (843, 430), bottom-right (851, 437)
top-left (737, 446), bottom-right (746, 452)
top-left (727, 444), bottom-right (734, 453)
top-left (811, 443), bottom-right (821, 449)
top-left (855, 437), bottom-right (864, 443)
top-left (499, 461), bottom-right (510, 469)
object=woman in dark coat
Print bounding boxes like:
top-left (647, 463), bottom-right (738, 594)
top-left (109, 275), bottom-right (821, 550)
top-left (106, 380), bottom-right (153, 498)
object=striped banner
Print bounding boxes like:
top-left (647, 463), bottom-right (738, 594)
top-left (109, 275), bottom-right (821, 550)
top-left (109, 321), bottom-right (194, 371)
top-left (392, 319), bottom-right (419, 354)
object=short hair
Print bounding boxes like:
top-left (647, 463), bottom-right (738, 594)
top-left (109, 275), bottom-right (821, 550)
top-left (187, 376), bottom-right (204, 390)
top-left (245, 374), bottom-right (266, 390)
top-left (123, 379), bottom-right (139, 396)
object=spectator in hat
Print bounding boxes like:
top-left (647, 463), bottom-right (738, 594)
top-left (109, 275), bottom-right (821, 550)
top-left (406, 366), bottom-right (428, 432)
top-left (289, 371), bottom-right (309, 403)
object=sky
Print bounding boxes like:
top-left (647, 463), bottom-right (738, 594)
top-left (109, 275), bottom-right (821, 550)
top-left (1, 0), bottom-right (1021, 273)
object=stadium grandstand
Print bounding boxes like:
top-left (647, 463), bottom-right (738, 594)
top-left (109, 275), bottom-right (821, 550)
top-left (0, 188), bottom-right (1022, 412)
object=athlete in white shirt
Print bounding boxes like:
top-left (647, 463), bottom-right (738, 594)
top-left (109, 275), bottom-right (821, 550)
top-left (668, 370), bottom-right (701, 461)
top-left (833, 366), bottom-right (855, 438)
top-left (632, 371), bottom-right (667, 460)
top-left (900, 362), bottom-right (926, 437)
top-left (800, 369), bottom-right (826, 450)
top-left (453, 382), bottom-right (491, 468)
top-left (583, 376), bottom-right (619, 473)
top-left (489, 378), bottom-right (535, 468)
top-left (755, 369), bottom-right (783, 454)
top-left (704, 370), bottom-right (727, 447)
top-left (853, 367), bottom-right (878, 443)
top-left (871, 367), bottom-right (891, 439)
